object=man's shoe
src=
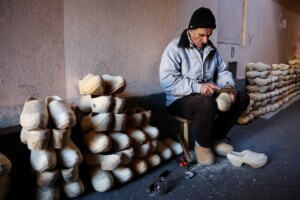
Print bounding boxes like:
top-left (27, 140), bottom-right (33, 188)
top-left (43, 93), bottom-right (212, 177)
top-left (213, 141), bottom-right (234, 156)
top-left (194, 146), bottom-right (215, 165)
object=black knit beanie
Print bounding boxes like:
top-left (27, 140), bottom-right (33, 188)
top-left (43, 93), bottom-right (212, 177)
top-left (188, 7), bottom-right (216, 29)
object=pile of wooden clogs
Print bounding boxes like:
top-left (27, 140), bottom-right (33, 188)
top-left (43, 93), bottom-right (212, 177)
top-left (20, 96), bottom-right (84, 199)
top-left (238, 61), bottom-right (300, 124)
top-left (78, 73), bottom-right (183, 192)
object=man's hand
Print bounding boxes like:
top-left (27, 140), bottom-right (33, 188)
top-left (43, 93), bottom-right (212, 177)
top-left (200, 83), bottom-right (221, 95)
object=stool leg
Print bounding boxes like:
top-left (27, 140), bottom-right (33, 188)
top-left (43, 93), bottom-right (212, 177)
top-left (183, 122), bottom-right (189, 153)
top-left (177, 123), bottom-right (192, 162)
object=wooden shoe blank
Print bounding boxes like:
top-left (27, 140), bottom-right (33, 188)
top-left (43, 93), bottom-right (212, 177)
top-left (140, 125), bottom-right (159, 140)
top-left (46, 96), bottom-right (76, 129)
top-left (84, 130), bottom-right (111, 153)
top-left (237, 113), bottom-right (254, 125)
top-left (57, 140), bottom-right (83, 168)
top-left (30, 147), bottom-right (57, 172)
top-left (36, 169), bottom-right (59, 187)
top-left (84, 152), bottom-right (122, 171)
top-left (20, 128), bottom-right (28, 144)
top-left (80, 114), bottom-right (93, 132)
top-left (133, 107), bottom-right (152, 125)
top-left (62, 179), bottom-right (84, 198)
top-left (24, 129), bottom-right (50, 150)
top-left (216, 93), bottom-right (232, 112)
top-left (79, 73), bottom-right (105, 95)
top-left (0, 153), bottom-right (12, 176)
top-left (90, 165), bottom-right (114, 192)
top-left (145, 153), bottom-right (161, 168)
top-left (247, 76), bottom-right (278, 86)
top-left (246, 70), bottom-right (270, 79)
top-left (131, 159), bottom-right (148, 175)
top-left (271, 69), bottom-right (289, 76)
top-left (111, 97), bottom-right (125, 114)
top-left (36, 184), bottom-right (60, 200)
top-left (227, 150), bottom-right (267, 168)
top-left (246, 85), bottom-right (269, 93)
top-left (124, 127), bottom-right (146, 145)
top-left (51, 128), bottom-right (71, 149)
top-left (108, 132), bottom-right (131, 151)
top-left (110, 114), bottom-right (126, 131)
top-left (112, 167), bottom-right (134, 184)
top-left (61, 165), bottom-right (79, 183)
top-left (133, 141), bottom-right (151, 158)
top-left (155, 141), bottom-right (172, 161)
top-left (164, 138), bottom-right (183, 156)
top-left (102, 74), bottom-right (126, 95)
top-left (78, 95), bottom-right (92, 113)
top-left (125, 109), bottom-right (144, 128)
top-left (91, 113), bottom-right (113, 132)
top-left (246, 62), bottom-right (271, 72)
top-left (272, 63), bottom-right (290, 71)
top-left (149, 140), bottom-right (158, 152)
top-left (20, 97), bottom-right (49, 130)
top-left (91, 96), bottom-right (113, 113)
top-left (115, 147), bottom-right (135, 165)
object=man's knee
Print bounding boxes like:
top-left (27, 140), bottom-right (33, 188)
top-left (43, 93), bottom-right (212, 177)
top-left (237, 91), bottom-right (250, 107)
top-left (195, 96), bottom-right (217, 113)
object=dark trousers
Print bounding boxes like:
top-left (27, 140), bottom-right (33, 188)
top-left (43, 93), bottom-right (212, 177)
top-left (167, 91), bottom-right (250, 148)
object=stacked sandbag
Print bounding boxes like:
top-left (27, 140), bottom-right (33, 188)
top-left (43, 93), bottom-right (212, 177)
top-left (78, 73), bottom-right (128, 192)
top-left (238, 62), bottom-right (300, 125)
top-left (0, 153), bottom-right (12, 200)
top-left (20, 96), bottom-right (84, 199)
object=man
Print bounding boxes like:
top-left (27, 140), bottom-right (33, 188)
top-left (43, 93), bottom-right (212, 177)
top-left (159, 7), bottom-right (250, 165)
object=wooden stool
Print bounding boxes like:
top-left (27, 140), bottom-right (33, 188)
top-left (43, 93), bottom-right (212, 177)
top-left (174, 116), bottom-right (193, 162)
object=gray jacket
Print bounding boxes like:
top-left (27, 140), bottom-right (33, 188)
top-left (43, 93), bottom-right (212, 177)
top-left (159, 37), bottom-right (235, 106)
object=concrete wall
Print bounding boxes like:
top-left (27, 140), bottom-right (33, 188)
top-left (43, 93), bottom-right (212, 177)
top-left (0, 0), bottom-right (299, 128)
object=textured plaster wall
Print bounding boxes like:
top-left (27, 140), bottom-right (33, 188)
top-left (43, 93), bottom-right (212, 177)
top-left (64, 0), bottom-right (216, 101)
top-left (218, 0), bottom-right (299, 79)
top-left (0, 0), bottom-right (300, 128)
top-left (0, 0), bottom-right (65, 128)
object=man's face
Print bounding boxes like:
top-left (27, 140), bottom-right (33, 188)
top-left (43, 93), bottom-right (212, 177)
top-left (189, 28), bottom-right (213, 48)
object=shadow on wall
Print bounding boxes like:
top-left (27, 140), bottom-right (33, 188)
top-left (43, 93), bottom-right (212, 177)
top-left (124, 93), bottom-right (179, 140)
